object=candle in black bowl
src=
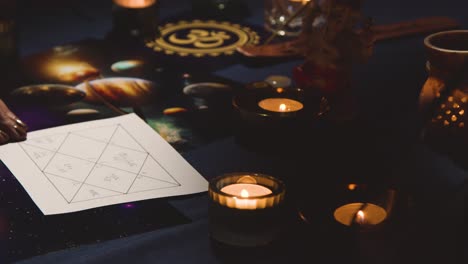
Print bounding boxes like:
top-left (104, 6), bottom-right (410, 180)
top-left (232, 86), bottom-right (327, 152)
top-left (296, 183), bottom-right (398, 233)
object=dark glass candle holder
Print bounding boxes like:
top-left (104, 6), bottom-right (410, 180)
top-left (208, 172), bottom-right (286, 247)
top-left (332, 184), bottom-right (396, 232)
top-left (232, 86), bottom-right (328, 153)
top-left (111, 0), bottom-right (160, 42)
top-left (296, 183), bottom-right (398, 233)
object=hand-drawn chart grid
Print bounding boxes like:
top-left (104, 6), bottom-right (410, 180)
top-left (18, 124), bottom-right (181, 204)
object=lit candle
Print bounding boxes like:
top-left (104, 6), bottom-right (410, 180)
top-left (220, 183), bottom-right (272, 210)
top-left (113, 0), bottom-right (156, 8)
top-left (258, 98), bottom-right (304, 113)
top-left (209, 173), bottom-right (285, 247)
top-left (334, 203), bottom-right (387, 226)
top-left (355, 210), bottom-right (365, 225)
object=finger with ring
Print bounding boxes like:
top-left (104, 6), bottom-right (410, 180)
top-left (0, 129), bottom-right (10, 143)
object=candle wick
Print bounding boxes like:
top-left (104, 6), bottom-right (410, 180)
top-left (351, 203), bottom-right (368, 226)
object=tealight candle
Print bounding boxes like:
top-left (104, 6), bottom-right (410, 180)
top-left (334, 202), bottom-right (388, 226)
top-left (113, 0), bottom-right (156, 8)
top-left (233, 86), bottom-right (325, 152)
top-left (258, 98), bottom-right (304, 112)
top-left (220, 183), bottom-right (273, 210)
top-left (209, 173), bottom-right (286, 247)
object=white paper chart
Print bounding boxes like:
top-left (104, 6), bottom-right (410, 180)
top-left (0, 114), bottom-right (208, 215)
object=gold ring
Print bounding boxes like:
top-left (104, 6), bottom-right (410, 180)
top-left (15, 118), bottom-right (26, 127)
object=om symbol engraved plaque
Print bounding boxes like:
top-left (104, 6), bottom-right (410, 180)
top-left (146, 20), bottom-right (260, 57)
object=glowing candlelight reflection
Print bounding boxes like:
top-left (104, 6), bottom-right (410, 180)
top-left (431, 90), bottom-right (467, 128)
top-left (47, 61), bottom-right (100, 82)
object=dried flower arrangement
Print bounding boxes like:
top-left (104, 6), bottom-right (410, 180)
top-left (293, 0), bottom-right (374, 94)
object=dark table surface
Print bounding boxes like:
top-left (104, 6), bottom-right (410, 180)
top-left (0, 0), bottom-right (466, 263)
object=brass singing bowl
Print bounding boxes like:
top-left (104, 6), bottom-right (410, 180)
top-left (10, 84), bottom-right (86, 106)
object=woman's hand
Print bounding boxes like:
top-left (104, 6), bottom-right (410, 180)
top-left (0, 99), bottom-right (28, 145)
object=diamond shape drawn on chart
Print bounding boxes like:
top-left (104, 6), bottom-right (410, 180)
top-left (71, 183), bottom-right (122, 203)
top-left (139, 155), bottom-right (180, 186)
top-left (44, 153), bottom-right (95, 182)
top-left (20, 144), bottom-right (56, 171)
top-left (71, 125), bottom-right (118, 143)
top-left (97, 145), bottom-right (148, 174)
top-left (24, 133), bottom-right (68, 152)
top-left (128, 175), bottom-right (180, 194)
top-left (85, 164), bottom-right (138, 194)
top-left (108, 125), bottom-right (146, 153)
top-left (45, 173), bottom-right (82, 203)
top-left (57, 134), bottom-right (108, 163)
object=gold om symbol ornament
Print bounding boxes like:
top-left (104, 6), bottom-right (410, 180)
top-left (146, 20), bottom-right (260, 57)
top-left (168, 29), bottom-right (231, 49)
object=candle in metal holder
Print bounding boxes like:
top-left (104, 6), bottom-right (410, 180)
top-left (111, 0), bottom-right (160, 41)
top-left (208, 172), bottom-right (286, 247)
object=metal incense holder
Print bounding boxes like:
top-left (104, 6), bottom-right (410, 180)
top-left (208, 172), bottom-right (286, 247)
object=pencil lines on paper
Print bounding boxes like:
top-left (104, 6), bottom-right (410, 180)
top-left (19, 124), bottom-right (181, 204)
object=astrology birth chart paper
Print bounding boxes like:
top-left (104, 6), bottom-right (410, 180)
top-left (0, 114), bottom-right (208, 215)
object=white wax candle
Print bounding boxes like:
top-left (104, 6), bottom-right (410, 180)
top-left (258, 98), bottom-right (304, 113)
top-left (220, 183), bottom-right (273, 210)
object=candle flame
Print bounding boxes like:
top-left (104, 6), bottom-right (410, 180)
top-left (356, 210), bottom-right (365, 224)
top-left (240, 189), bottom-right (249, 198)
top-left (279, 103), bottom-right (287, 112)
